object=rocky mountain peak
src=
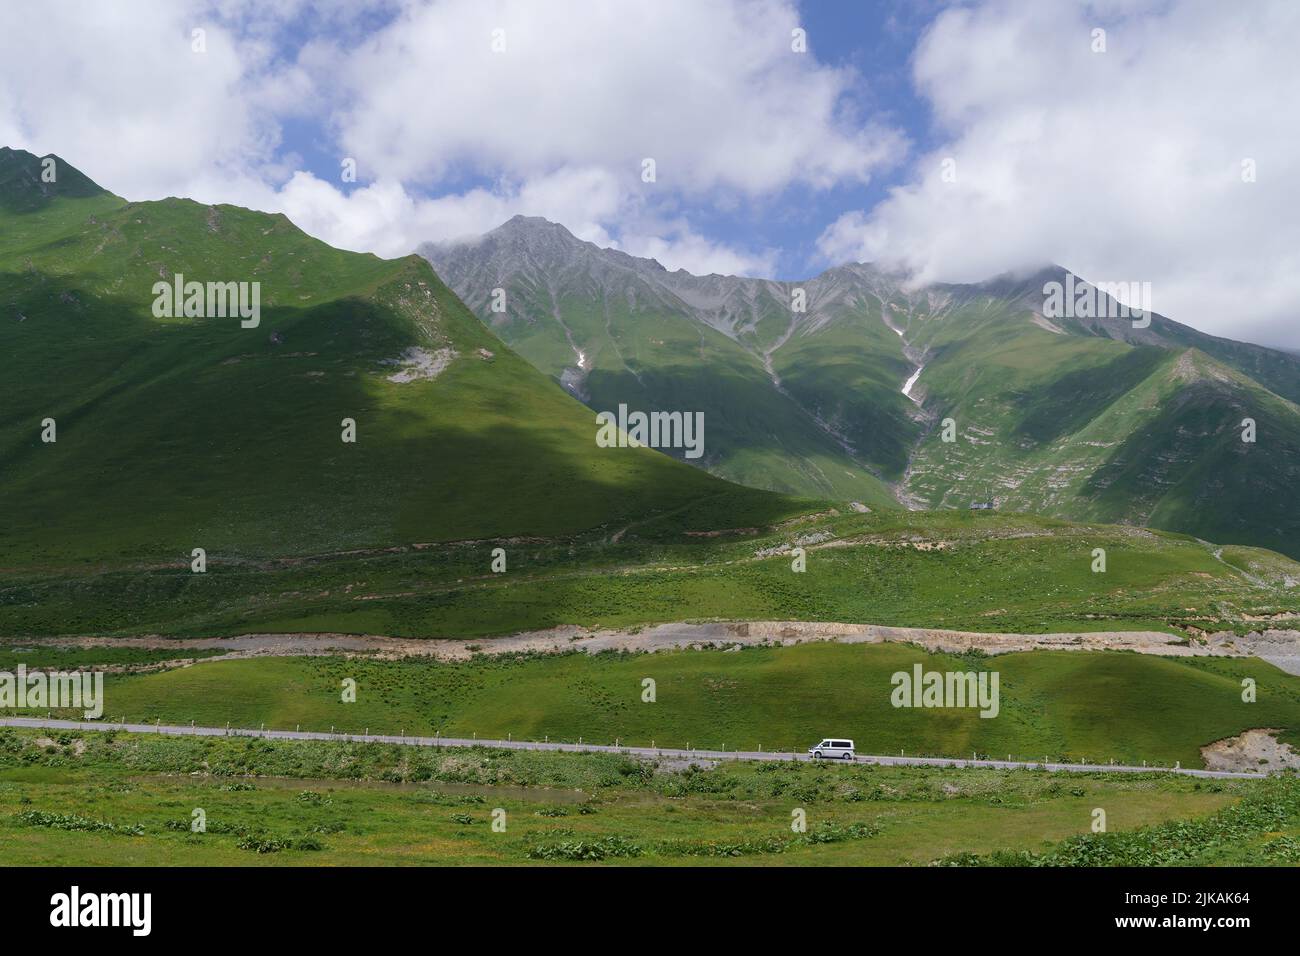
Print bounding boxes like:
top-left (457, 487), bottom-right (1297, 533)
top-left (0, 146), bottom-right (107, 212)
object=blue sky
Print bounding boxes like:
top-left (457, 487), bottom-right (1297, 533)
top-left (2, 0), bottom-right (1298, 346)
top-left (725, 0), bottom-right (943, 278)
top-left (240, 0), bottom-right (920, 283)
top-left (256, 0), bottom-right (944, 281)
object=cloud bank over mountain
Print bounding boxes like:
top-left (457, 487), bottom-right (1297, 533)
top-left (818, 0), bottom-right (1300, 348)
top-left (1, 0), bottom-right (1296, 344)
top-left (0, 0), bottom-right (891, 277)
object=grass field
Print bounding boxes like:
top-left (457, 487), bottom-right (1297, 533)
top-left (5, 509), bottom-right (1298, 639)
top-left (4, 728), bottom-right (1295, 866)
top-left (14, 642), bottom-right (1298, 769)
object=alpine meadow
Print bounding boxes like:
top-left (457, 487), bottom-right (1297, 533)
top-left (1, 0), bottom-right (1298, 928)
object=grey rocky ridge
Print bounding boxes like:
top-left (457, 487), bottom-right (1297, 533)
top-left (422, 216), bottom-right (1300, 558)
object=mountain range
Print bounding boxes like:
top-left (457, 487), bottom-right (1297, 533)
top-left (423, 217), bottom-right (1300, 557)
top-left (1, 146), bottom-right (1296, 642)
top-left (0, 147), bottom-right (789, 568)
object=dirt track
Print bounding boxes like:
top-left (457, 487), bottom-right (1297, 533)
top-left (7, 620), bottom-right (1300, 672)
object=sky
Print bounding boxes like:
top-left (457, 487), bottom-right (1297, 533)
top-left (1, 0), bottom-right (1297, 348)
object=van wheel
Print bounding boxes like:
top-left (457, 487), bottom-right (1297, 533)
top-left (813, 750), bottom-right (822, 760)
top-left (842, 752), bottom-right (852, 760)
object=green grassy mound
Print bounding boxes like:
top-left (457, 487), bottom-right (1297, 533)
top-left (33, 642), bottom-right (1300, 769)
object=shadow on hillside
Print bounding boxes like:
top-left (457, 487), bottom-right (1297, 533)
top-left (1080, 380), bottom-right (1300, 559)
top-left (0, 269), bottom-right (798, 572)
top-left (580, 359), bottom-right (918, 490)
top-left (1011, 347), bottom-right (1167, 445)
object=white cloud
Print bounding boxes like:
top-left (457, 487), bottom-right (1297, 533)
top-left (18, 0), bottom-right (1295, 345)
top-left (0, 1), bottom-right (281, 204)
top-left (326, 0), bottom-right (900, 195)
top-left (818, 0), bottom-right (1300, 349)
top-left (275, 165), bottom-right (781, 276)
top-left (276, 166), bottom-right (625, 257)
top-left (0, 0), bottom-right (889, 278)
top-left (299, 0), bottom-right (900, 273)
top-left (617, 227), bottom-right (778, 278)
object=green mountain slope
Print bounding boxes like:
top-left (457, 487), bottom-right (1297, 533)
top-left (425, 221), bottom-right (1300, 558)
top-left (422, 219), bottom-right (903, 507)
top-left (900, 276), bottom-right (1300, 557)
top-left (1016, 265), bottom-right (1300, 406)
top-left (0, 149), bottom-right (799, 567)
top-left (3, 150), bottom-right (1295, 642)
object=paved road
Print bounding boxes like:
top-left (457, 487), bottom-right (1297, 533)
top-left (0, 716), bottom-right (1268, 780)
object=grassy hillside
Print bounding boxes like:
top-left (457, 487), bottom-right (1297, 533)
top-left (0, 149), bottom-right (800, 568)
top-left (903, 295), bottom-right (1300, 556)
top-left (507, 281), bottom-right (896, 505)
top-left (5, 508), bottom-right (1299, 638)
top-left (23, 641), bottom-right (1300, 768)
top-left (767, 269), bottom-right (921, 479)
top-left (423, 220), bottom-right (902, 504)
top-left (428, 223), bottom-right (1300, 558)
top-left (2, 151), bottom-right (1296, 641)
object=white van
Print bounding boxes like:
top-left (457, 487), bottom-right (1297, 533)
top-left (809, 738), bottom-right (855, 760)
